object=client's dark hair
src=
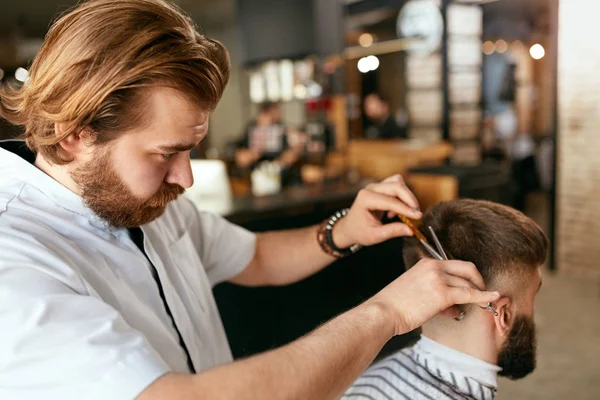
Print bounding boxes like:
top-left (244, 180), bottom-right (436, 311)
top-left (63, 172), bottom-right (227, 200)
top-left (403, 199), bottom-right (548, 284)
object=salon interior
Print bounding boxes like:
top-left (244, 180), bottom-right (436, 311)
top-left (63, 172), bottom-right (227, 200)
top-left (0, 0), bottom-right (598, 398)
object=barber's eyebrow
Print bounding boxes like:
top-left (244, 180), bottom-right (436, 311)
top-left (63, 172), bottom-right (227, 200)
top-left (156, 142), bottom-right (198, 152)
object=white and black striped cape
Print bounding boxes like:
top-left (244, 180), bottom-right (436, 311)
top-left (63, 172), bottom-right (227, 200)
top-left (342, 347), bottom-right (497, 400)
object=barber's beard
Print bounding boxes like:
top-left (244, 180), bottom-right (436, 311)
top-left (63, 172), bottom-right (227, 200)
top-left (497, 315), bottom-right (537, 380)
top-left (72, 150), bottom-right (184, 228)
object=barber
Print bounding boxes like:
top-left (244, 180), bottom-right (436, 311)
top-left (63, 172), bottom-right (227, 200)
top-left (0, 1), bottom-right (499, 399)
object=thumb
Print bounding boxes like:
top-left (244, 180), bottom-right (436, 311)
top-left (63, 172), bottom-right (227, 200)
top-left (383, 174), bottom-right (403, 183)
top-left (373, 222), bottom-right (414, 241)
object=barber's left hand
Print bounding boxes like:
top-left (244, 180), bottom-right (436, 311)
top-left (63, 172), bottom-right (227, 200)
top-left (333, 174), bottom-right (422, 248)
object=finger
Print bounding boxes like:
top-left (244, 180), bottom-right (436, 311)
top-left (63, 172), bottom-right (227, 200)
top-left (445, 275), bottom-right (478, 289)
top-left (358, 190), bottom-right (422, 219)
top-left (448, 286), bottom-right (500, 306)
top-left (367, 182), bottom-right (420, 212)
top-left (445, 275), bottom-right (501, 309)
top-left (382, 174), bottom-right (404, 184)
top-left (371, 222), bottom-right (414, 241)
top-left (439, 260), bottom-right (487, 291)
top-left (366, 181), bottom-right (419, 211)
top-left (378, 174), bottom-right (406, 218)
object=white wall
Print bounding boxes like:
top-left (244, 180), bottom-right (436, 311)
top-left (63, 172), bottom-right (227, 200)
top-left (204, 25), bottom-right (250, 154)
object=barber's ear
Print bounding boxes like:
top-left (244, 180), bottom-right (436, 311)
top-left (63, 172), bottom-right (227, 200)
top-left (493, 297), bottom-right (513, 337)
top-left (56, 123), bottom-right (94, 160)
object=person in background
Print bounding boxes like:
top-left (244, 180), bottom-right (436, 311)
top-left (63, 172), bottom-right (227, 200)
top-left (363, 93), bottom-right (407, 140)
top-left (235, 101), bottom-right (301, 170)
top-left (343, 199), bottom-right (548, 400)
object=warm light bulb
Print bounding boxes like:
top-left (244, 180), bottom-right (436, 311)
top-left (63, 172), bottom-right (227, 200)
top-left (482, 41), bottom-right (495, 55)
top-left (15, 67), bottom-right (29, 83)
top-left (358, 33), bottom-right (374, 47)
top-left (530, 43), bottom-right (545, 60)
top-left (495, 39), bottom-right (508, 54)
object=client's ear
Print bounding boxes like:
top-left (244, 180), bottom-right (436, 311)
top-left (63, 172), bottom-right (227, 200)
top-left (493, 297), bottom-right (514, 338)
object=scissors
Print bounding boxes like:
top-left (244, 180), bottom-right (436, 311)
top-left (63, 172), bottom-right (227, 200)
top-left (398, 216), bottom-right (498, 318)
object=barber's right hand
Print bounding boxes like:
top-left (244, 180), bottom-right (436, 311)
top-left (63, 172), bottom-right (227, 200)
top-left (367, 259), bottom-right (500, 336)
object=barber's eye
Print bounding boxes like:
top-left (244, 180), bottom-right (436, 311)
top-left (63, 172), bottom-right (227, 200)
top-left (162, 153), bottom-right (176, 160)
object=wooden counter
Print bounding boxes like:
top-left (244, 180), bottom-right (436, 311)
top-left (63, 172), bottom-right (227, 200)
top-left (223, 179), bottom-right (372, 227)
top-left (346, 139), bottom-right (453, 180)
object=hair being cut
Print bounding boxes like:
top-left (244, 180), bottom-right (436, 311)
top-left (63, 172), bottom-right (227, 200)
top-left (403, 199), bottom-right (548, 285)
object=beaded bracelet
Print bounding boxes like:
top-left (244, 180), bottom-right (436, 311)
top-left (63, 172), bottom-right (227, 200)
top-left (316, 208), bottom-right (362, 258)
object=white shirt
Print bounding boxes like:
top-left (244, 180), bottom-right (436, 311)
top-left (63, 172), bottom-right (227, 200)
top-left (343, 335), bottom-right (501, 400)
top-left (0, 142), bottom-right (257, 400)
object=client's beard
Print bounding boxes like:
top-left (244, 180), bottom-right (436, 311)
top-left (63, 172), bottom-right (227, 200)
top-left (497, 315), bottom-right (537, 380)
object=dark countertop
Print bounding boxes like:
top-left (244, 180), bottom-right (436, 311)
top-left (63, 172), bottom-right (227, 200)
top-left (224, 179), bottom-right (373, 226)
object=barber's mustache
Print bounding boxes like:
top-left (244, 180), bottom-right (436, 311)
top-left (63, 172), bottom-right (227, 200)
top-left (146, 183), bottom-right (185, 207)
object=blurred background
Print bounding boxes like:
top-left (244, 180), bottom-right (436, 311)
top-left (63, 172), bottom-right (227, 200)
top-left (1, 0), bottom-right (598, 398)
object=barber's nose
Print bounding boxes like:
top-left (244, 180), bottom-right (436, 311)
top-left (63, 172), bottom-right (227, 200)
top-left (165, 153), bottom-right (194, 189)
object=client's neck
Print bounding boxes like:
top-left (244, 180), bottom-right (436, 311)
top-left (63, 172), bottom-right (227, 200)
top-left (421, 312), bottom-right (498, 366)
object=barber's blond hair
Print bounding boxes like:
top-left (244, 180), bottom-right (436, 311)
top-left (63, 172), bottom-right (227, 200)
top-left (0, 0), bottom-right (230, 164)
